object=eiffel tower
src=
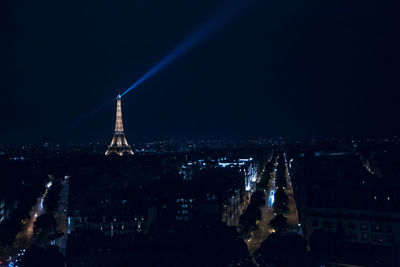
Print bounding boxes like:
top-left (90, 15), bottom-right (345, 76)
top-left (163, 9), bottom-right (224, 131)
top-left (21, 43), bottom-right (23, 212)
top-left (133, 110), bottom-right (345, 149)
top-left (105, 95), bottom-right (134, 156)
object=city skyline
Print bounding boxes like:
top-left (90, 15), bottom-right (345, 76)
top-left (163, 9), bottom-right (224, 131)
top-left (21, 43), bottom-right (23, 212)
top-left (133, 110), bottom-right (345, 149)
top-left (2, 1), bottom-right (400, 266)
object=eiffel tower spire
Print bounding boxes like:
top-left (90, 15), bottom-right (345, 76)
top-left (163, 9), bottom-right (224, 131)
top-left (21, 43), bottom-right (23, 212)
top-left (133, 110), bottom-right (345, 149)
top-left (105, 95), bottom-right (134, 156)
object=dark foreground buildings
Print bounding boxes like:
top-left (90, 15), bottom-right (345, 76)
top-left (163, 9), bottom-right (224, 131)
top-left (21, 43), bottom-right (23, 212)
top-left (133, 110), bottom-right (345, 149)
top-left (291, 139), bottom-right (400, 266)
top-left (1, 137), bottom-right (400, 266)
top-left (65, 151), bottom-right (260, 266)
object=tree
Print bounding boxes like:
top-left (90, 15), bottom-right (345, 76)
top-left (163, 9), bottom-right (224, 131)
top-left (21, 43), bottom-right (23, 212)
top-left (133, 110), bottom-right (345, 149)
top-left (269, 214), bottom-right (288, 231)
top-left (275, 172), bottom-right (287, 188)
top-left (238, 204), bottom-right (262, 238)
top-left (255, 232), bottom-right (308, 267)
top-left (273, 188), bottom-right (289, 215)
top-left (250, 191), bottom-right (266, 208)
top-left (199, 224), bottom-right (249, 266)
top-left (256, 178), bottom-right (269, 191)
top-left (34, 214), bottom-right (56, 234)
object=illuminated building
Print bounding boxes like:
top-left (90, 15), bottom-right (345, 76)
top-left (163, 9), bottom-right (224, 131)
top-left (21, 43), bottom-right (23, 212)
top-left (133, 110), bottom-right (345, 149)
top-left (0, 198), bottom-right (5, 223)
top-left (105, 95), bottom-right (134, 156)
top-left (293, 153), bottom-right (400, 258)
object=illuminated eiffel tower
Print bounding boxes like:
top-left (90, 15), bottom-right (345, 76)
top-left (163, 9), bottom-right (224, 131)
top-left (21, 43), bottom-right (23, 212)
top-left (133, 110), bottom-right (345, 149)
top-left (105, 95), bottom-right (134, 156)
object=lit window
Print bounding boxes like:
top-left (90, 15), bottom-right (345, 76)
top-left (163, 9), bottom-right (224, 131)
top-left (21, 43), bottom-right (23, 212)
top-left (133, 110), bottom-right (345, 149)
top-left (361, 223), bottom-right (367, 231)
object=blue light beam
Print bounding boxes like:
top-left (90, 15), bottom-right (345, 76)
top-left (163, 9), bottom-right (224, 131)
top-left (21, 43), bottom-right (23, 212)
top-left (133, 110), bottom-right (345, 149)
top-left (121, 0), bottom-right (253, 98)
top-left (66, 98), bottom-right (115, 129)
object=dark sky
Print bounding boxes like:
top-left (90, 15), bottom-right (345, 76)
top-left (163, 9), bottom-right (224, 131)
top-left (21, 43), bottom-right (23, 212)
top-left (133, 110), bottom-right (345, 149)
top-left (2, 0), bottom-right (399, 144)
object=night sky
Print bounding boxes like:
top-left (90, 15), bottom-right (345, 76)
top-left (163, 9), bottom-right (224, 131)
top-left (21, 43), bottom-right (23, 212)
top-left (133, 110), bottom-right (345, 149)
top-left (2, 0), bottom-right (399, 144)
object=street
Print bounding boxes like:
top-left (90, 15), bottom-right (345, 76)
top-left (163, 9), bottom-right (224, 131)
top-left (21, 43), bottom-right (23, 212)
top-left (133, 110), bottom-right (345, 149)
top-left (283, 154), bottom-right (300, 232)
top-left (246, 164), bottom-right (277, 254)
top-left (13, 182), bottom-right (51, 248)
top-left (245, 153), bottom-right (301, 255)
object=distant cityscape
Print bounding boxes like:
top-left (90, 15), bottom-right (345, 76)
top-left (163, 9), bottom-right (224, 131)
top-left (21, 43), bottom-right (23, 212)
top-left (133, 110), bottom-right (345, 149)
top-left (1, 136), bottom-right (399, 266)
top-left (5, 0), bottom-right (399, 265)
